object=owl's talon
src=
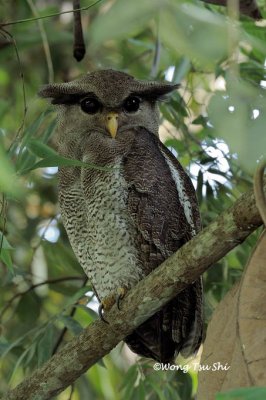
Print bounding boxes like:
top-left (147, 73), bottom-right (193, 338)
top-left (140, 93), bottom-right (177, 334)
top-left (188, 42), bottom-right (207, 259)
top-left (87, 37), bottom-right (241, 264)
top-left (98, 303), bottom-right (109, 324)
top-left (98, 288), bottom-right (127, 320)
top-left (116, 287), bottom-right (127, 310)
top-left (98, 293), bottom-right (117, 323)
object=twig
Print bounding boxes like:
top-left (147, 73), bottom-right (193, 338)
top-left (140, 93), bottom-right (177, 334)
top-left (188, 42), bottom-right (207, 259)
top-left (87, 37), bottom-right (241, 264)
top-left (0, 276), bottom-right (84, 321)
top-left (150, 18), bottom-right (160, 78)
top-left (0, 0), bottom-right (103, 27)
top-left (0, 28), bottom-right (27, 146)
top-left (0, 195), bottom-right (7, 254)
top-left (68, 384), bottom-right (75, 400)
top-left (26, 0), bottom-right (54, 83)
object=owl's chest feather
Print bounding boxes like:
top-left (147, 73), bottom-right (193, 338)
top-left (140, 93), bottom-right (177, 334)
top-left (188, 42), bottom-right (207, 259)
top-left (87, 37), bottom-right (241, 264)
top-left (59, 159), bottom-right (144, 299)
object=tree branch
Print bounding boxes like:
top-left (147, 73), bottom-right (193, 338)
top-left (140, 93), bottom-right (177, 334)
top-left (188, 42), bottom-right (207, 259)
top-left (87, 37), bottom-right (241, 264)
top-left (3, 181), bottom-right (265, 400)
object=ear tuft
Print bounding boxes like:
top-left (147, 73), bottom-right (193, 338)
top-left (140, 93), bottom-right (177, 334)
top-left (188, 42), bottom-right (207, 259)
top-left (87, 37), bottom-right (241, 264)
top-left (132, 81), bottom-right (179, 101)
top-left (38, 83), bottom-right (87, 104)
top-left (38, 84), bottom-right (59, 99)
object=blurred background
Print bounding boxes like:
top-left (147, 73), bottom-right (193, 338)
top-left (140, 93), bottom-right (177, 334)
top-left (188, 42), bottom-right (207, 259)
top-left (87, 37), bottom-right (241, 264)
top-left (0, 0), bottom-right (265, 399)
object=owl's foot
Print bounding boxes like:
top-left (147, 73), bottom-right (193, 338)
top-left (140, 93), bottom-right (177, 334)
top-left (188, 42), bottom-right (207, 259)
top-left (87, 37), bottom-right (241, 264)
top-left (116, 286), bottom-right (127, 310)
top-left (98, 295), bottom-right (114, 324)
top-left (98, 287), bottom-right (128, 323)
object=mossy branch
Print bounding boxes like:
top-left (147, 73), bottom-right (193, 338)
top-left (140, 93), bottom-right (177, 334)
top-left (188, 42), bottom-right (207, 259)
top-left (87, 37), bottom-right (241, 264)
top-left (3, 181), bottom-right (265, 400)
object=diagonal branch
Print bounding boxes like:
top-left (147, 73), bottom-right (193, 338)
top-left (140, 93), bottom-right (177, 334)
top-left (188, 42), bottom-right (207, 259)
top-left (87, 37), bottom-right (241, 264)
top-left (3, 181), bottom-right (265, 400)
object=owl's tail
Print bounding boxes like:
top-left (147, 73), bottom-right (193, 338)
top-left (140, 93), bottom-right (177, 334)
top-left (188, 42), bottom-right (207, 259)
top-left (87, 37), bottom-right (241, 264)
top-left (125, 278), bottom-right (203, 363)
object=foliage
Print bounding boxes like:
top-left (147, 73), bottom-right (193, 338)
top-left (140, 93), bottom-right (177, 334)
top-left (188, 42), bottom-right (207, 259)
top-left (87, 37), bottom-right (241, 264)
top-left (0, 0), bottom-right (265, 399)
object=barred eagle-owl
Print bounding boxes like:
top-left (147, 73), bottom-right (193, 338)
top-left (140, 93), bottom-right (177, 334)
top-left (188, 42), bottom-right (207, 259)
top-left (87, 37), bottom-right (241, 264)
top-left (39, 70), bottom-right (203, 363)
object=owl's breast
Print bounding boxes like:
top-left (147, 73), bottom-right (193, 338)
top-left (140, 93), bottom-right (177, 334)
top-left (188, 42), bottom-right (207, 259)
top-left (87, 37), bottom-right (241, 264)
top-left (59, 127), bottom-right (199, 302)
top-left (59, 157), bottom-right (145, 300)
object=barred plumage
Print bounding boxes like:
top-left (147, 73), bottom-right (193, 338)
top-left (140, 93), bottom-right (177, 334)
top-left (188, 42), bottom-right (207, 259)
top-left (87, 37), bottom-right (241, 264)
top-left (39, 70), bottom-right (203, 363)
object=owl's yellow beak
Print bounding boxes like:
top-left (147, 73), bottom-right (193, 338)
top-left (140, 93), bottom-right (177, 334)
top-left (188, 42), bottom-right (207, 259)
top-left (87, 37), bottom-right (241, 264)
top-left (106, 112), bottom-right (118, 139)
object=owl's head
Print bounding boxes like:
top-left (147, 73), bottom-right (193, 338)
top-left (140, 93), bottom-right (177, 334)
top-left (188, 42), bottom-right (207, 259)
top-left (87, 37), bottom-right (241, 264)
top-left (39, 70), bottom-right (178, 143)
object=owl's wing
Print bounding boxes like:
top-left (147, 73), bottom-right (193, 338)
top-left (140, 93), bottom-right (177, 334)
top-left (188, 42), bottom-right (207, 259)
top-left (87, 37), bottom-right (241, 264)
top-left (123, 127), bottom-right (203, 362)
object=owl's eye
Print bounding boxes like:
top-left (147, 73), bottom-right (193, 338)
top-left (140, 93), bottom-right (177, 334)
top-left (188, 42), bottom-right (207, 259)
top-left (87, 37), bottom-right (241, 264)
top-left (123, 96), bottom-right (141, 113)
top-left (80, 97), bottom-right (101, 114)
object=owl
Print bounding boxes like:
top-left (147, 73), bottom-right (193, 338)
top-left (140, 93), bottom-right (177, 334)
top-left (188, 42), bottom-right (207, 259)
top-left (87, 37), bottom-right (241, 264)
top-left (39, 70), bottom-right (203, 363)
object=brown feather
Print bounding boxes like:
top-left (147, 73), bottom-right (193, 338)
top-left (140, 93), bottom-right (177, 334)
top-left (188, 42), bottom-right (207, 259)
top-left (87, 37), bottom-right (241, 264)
top-left (123, 128), bottom-right (203, 362)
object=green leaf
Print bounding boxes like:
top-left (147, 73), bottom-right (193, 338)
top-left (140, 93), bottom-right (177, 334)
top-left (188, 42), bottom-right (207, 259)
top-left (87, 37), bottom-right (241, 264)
top-left (208, 77), bottom-right (266, 173)
top-left (0, 339), bottom-right (10, 356)
top-left (120, 365), bottom-right (138, 391)
top-left (0, 232), bottom-right (14, 272)
top-left (96, 358), bottom-right (106, 369)
top-left (48, 283), bottom-right (81, 297)
top-left (173, 57), bottom-right (191, 83)
top-left (19, 110), bottom-right (50, 149)
top-left (0, 248), bottom-right (14, 272)
top-left (0, 141), bottom-right (21, 196)
top-left (147, 379), bottom-right (166, 400)
top-left (42, 240), bottom-right (83, 276)
top-left (15, 111), bottom-right (55, 173)
top-left (24, 341), bottom-right (39, 368)
top-left (9, 343), bottom-right (37, 384)
top-left (37, 323), bottom-right (55, 366)
top-left (174, 369), bottom-right (193, 400)
top-left (1, 325), bottom-right (46, 360)
top-left (63, 286), bottom-right (91, 309)
top-left (42, 119), bottom-right (57, 143)
top-left (16, 292), bottom-right (41, 325)
top-left (20, 154), bottom-right (113, 174)
top-left (192, 115), bottom-right (209, 127)
top-left (121, 365), bottom-right (139, 400)
top-left (15, 149), bottom-right (37, 175)
top-left (59, 315), bottom-right (83, 335)
top-left (0, 232), bottom-right (13, 249)
top-left (164, 138), bottom-right (185, 155)
top-left (75, 303), bottom-right (99, 320)
top-left (160, 103), bottom-right (177, 126)
top-left (160, 3), bottom-right (230, 68)
top-left (91, 0), bottom-right (166, 45)
top-left (216, 387), bottom-right (266, 400)
top-left (135, 381), bottom-right (146, 400)
top-left (27, 139), bottom-right (57, 158)
top-left (0, 99), bottom-right (10, 119)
